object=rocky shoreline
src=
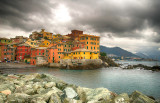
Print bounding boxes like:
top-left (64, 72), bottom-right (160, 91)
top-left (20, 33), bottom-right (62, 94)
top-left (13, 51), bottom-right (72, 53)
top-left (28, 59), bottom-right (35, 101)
top-left (122, 64), bottom-right (160, 72)
top-left (0, 73), bottom-right (158, 103)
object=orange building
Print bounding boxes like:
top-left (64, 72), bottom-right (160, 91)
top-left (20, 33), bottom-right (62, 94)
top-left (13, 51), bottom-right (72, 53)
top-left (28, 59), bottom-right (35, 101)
top-left (56, 43), bottom-right (64, 62)
top-left (47, 47), bottom-right (58, 63)
top-left (79, 34), bottom-right (100, 53)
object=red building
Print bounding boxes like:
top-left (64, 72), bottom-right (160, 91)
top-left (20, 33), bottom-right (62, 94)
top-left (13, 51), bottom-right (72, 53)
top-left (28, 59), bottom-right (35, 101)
top-left (16, 43), bottom-right (31, 61)
top-left (67, 30), bottom-right (83, 39)
top-left (30, 47), bottom-right (47, 65)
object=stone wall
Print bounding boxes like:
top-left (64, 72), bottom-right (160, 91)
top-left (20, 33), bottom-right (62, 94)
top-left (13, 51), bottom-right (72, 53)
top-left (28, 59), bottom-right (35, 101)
top-left (60, 59), bottom-right (102, 67)
top-left (36, 56), bottom-right (48, 66)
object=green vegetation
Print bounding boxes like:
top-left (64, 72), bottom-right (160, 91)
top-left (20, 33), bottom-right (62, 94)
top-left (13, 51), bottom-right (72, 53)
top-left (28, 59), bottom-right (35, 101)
top-left (100, 52), bottom-right (107, 56)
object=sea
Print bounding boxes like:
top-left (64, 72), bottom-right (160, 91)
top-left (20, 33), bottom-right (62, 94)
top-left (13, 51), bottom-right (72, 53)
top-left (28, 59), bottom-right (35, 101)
top-left (1, 61), bottom-right (160, 99)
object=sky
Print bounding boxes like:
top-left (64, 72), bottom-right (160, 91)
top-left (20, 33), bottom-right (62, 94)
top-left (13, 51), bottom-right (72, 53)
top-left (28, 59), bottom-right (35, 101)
top-left (0, 0), bottom-right (160, 54)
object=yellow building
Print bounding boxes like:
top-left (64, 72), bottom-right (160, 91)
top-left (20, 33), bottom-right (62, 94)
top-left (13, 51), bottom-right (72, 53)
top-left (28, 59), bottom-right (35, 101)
top-left (53, 34), bottom-right (62, 39)
top-left (39, 40), bottom-right (50, 47)
top-left (41, 29), bottom-right (53, 40)
top-left (25, 39), bottom-right (39, 48)
top-left (79, 34), bottom-right (100, 53)
top-left (63, 49), bottom-right (99, 59)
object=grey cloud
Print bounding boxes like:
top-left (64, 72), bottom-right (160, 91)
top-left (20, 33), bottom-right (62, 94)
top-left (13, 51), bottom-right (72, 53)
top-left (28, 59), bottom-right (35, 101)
top-left (0, 0), bottom-right (160, 43)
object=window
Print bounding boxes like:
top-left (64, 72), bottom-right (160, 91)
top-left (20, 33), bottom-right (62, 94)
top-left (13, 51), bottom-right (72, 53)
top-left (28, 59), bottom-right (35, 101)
top-left (21, 49), bottom-right (22, 51)
top-left (77, 45), bottom-right (78, 47)
top-left (65, 45), bottom-right (66, 47)
top-left (84, 52), bottom-right (85, 54)
top-left (87, 46), bottom-right (88, 49)
top-left (25, 49), bottom-right (27, 51)
top-left (86, 37), bottom-right (88, 40)
top-left (90, 52), bottom-right (92, 54)
top-left (53, 53), bottom-right (54, 55)
top-left (59, 56), bottom-right (60, 58)
top-left (87, 42), bottom-right (88, 44)
top-left (94, 47), bottom-right (95, 49)
top-left (39, 53), bottom-right (41, 55)
top-left (91, 47), bottom-right (92, 50)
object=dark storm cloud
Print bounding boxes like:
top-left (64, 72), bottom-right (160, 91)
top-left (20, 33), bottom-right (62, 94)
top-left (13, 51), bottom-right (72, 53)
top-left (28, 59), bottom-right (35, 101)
top-left (0, 0), bottom-right (56, 31)
top-left (0, 0), bottom-right (160, 43)
top-left (63, 0), bottom-right (160, 41)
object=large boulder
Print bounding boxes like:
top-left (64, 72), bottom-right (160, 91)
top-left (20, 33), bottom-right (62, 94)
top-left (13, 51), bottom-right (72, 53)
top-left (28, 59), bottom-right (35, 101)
top-left (63, 87), bottom-right (78, 99)
top-left (83, 88), bottom-right (115, 103)
top-left (114, 93), bottom-right (130, 103)
top-left (130, 91), bottom-right (155, 103)
top-left (76, 87), bottom-right (87, 102)
top-left (49, 93), bottom-right (62, 103)
top-left (6, 93), bottom-right (30, 103)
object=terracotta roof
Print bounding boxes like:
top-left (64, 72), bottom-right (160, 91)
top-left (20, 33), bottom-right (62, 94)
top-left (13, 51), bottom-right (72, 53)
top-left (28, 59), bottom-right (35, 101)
top-left (79, 34), bottom-right (100, 37)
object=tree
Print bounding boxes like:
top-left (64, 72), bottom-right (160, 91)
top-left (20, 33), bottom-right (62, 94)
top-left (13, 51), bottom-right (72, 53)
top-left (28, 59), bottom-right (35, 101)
top-left (44, 36), bottom-right (49, 40)
top-left (100, 52), bottom-right (107, 56)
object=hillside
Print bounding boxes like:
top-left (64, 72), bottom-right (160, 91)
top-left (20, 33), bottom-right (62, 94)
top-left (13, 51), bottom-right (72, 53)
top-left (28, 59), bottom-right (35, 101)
top-left (100, 45), bottom-right (138, 57)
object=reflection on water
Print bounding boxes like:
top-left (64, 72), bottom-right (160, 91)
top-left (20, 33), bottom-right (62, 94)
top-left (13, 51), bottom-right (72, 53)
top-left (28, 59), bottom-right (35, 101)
top-left (1, 67), bottom-right (160, 99)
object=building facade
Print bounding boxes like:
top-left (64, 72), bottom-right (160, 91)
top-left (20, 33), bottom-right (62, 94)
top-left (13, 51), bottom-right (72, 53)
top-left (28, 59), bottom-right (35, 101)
top-left (16, 44), bottom-right (31, 61)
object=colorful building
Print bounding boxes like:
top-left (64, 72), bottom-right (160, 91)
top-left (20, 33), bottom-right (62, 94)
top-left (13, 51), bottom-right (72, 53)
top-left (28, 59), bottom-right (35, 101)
top-left (41, 29), bottom-right (53, 40)
top-left (39, 39), bottom-right (51, 47)
top-left (53, 34), bottom-right (62, 39)
top-left (47, 47), bottom-right (58, 63)
top-left (16, 43), bottom-right (31, 61)
top-left (25, 39), bottom-right (39, 48)
top-left (0, 38), bottom-right (11, 44)
top-left (10, 36), bottom-right (28, 43)
top-left (71, 41), bottom-right (85, 51)
top-left (30, 47), bottom-right (47, 65)
top-left (63, 49), bottom-right (99, 59)
top-left (0, 43), bottom-right (16, 61)
top-left (29, 31), bottom-right (43, 40)
top-left (79, 34), bottom-right (100, 53)
top-left (67, 30), bottom-right (83, 39)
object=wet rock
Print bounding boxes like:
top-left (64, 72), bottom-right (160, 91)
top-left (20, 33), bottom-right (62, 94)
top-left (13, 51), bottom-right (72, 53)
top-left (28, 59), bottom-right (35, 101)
top-left (56, 82), bottom-right (68, 90)
top-left (130, 91), bottom-right (155, 103)
top-left (6, 93), bottom-right (30, 103)
top-left (49, 93), bottom-right (62, 103)
top-left (114, 93), bottom-right (130, 103)
top-left (76, 87), bottom-right (87, 102)
top-left (63, 87), bottom-right (78, 99)
top-left (83, 88), bottom-right (115, 102)
top-left (15, 84), bottom-right (35, 95)
top-left (45, 82), bottom-right (56, 89)
top-left (64, 98), bottom-right (82, 103)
